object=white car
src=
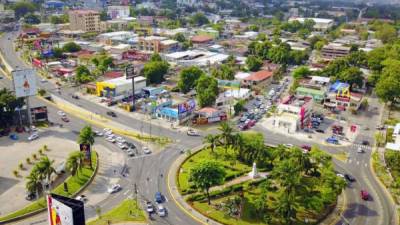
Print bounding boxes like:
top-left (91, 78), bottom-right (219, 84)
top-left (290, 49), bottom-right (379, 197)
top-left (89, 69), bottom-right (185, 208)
top-left (146, 201), bottom-right (154, 213)
top-left (75, 195), bottom-right (87, 202)
top-left (57, 111), bottom-right (66, 116)
top-left (103, 128), bottom-right (112, 133)
top-left (336, 173), bottom-right (345, 179)
top-left (107, 184), bottom-right (121, 193)
top-left (94, 131), bottom-right (103, 136)
top-left (187, 129), bottom-right (199, 136)
top-left (283, 143), bottom-right (293, 148)
top-left (117, 142), bottom-right (127, 149)
top-left (143, 147), bottom-right (151, 154)
top-left (116, 137), bottom-right (126, 143)
top-left (106, 137), bottom-right (116, 143)
top-left (127, 149), bottom-right (135, 157)
top-left (30, 126), bottom-right (38, 132)
top-left (157, 205), bottom-right (167, 217)
top-left (28, 133), bottom-right (39, 141)
top-left (357, 147), bottom-right (365, 153)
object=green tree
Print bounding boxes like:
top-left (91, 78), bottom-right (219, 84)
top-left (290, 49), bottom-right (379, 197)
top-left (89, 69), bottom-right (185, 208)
top-left (178, 66), bottom-right (205, 93)
top-left (246, 55), bottom-right (263, 72)
top-left (0, 88), bottom-right (24, 128)
top-left (375, 23), bottom-right (397, 44)
top-left (52, 47), bottom-right (64, 58)
top-left (50, 15), bottom-right (68, 24)
top-left (292, 66), bottom-right (310, 79)
top-left (268, 43), bottom-right (291, 64)
top-left (63, 42), bottom-right (81, 53)
top-left (290, 50), bottom-right (308, 65)
top-left (78, 125), bottom-right (95, 145)
top-left (338, 67), bottom-right (364, 89)
top-left (211, 64), bottom-right (235, 80)
top-left (25, 170), bottom-right (41, 197)
top-left (233, 99), bottom-right (246, 115)
top-left (196, 75), bottom-right (219, 107)
top-left (12, 1), bottom-right (36, 19)
top-left (143, 61), bottom-right (169, 84)
top-left (204, 134), bottom-right (220, 153)
top-left (376, 59), bottom-right (400, 104)
top-left (36, 156), bottom-right (56, 183)
top-left (218, 122), bottom-right (235, 147)
top-left (24, 13), bottom-right (40, 24)
top-left (174, 33), bottom-right (186, 43)
top-left (75, 65), bottom-right (94, 84)
top-left (374, 132), bottom-right (385, 147)
top-left (247, 24), bottom-right (259, 32)
top-left (66, 151), bottom-right (84, 176)
top-left (149, 53), bottom-right (162, 62)
top-left (190, 13), bottom-right (209, 26)
top-left (189, 161), bottom-right (226, 205)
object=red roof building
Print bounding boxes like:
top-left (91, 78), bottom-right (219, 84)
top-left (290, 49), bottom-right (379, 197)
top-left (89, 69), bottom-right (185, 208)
top-left (243, 70), bottom-right (273, 86)
top-left (191, 35), bottom-right (213, 44)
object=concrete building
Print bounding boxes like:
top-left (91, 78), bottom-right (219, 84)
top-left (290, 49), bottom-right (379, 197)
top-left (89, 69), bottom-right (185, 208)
top-left (97, 31), bottom-right (137, 45)
top-left (138, 36), bottom-right (178, 53)
top-left (243, 70), bottom-right (273, 87)
top-left (107, 5), bottom-right (130, 19)
top-left (321, 43), bottom-right (351, 61)
top-left (68, 10), bottom-right (101, 32)
top-left (274, 95), bottom-right (313, 133)
top-left (164, 50), bottom-right (229, 67)
top-left (386, 123), bottom-right (400, 151)
top-left (288, 17), bottom-right (334, 31)
top-left (96, 76), bottom-right (146, 97)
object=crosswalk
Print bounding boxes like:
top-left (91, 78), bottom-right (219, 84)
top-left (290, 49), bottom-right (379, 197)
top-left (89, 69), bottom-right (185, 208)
top-left (346, 158), bottom-right (369, 167)
top-left (351, 144), bottom-right (371, 151)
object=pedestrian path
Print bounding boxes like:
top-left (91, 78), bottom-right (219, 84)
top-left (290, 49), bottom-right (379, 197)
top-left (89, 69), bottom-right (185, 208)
top-left (350, 143), bottom-right (372, 151)
top-left (209, 172), bottom-right (268, 192)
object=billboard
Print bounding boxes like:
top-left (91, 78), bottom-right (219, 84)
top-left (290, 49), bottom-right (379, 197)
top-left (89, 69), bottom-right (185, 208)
top-left (47, 194), bottom-right (85, 225)
top-left (217, 79), bottom-right (240, 89)
top-left (12, 69), bottom-right (37, 97)
top-left (79, 144), bottom-right (92, 167)
top-left (178, 99), bottom-right (196, 114)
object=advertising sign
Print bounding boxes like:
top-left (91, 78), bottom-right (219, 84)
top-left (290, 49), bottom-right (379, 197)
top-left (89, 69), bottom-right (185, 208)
top-left (12, 69), bottom-right (37, 97)
top-left (217, 79), bottom-right (240, 89)
top-left (178, 99), bottom-right (196, 114)
top-left (79, 144), bottom-right (91, 167)
top-left (125, 64), bottom-right (138, 80)
top-left (47, 194), bottom-right (85, 225)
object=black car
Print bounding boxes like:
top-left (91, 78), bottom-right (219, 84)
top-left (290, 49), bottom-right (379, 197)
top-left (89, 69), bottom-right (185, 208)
top-left (315, 129), bottom-right (325, 133)
top-left (107, 111), bottom-right (117, 117)
top-left (344, 174), bottom-right (356, 182)
top-left (362, 140), bottom-right (370, 146)
top-left (25, 192), bottom-right (36, 201)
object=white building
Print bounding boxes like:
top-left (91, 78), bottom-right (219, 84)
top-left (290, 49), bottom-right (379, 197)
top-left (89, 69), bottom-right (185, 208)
top-left (177, 0), bottom-right (203, 7)
top-left (386, 123), bottom-right (400, 151)
top-left (288, 17), bottom-right (334, 31)
top-left (107, 6), bottom-right (130, 19)
top-left (164, 50), bottom-right (229, 67)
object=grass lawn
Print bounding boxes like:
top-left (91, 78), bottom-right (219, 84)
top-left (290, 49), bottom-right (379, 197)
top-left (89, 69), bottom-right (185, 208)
top-left (0, 152), bottom-right (98, 222)
top-left (87, 199), bottom-right (145, 225)
top-left (331, 151), bottom-right (349, 162)
top-left (178, 147), bottom-right (251, 193)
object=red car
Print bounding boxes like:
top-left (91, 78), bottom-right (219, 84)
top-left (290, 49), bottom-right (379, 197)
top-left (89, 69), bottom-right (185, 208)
top-left (361, 190), bottom-right (369, 200)
top-left (301, 145), bottom-right (311, 151)
top-left (61, 116), bottom-right (70, 122)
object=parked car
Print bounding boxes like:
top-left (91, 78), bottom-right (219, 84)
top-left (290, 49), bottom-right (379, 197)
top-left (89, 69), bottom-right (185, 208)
top-left (57, 111), bottom-right (66, 116)
top-left (336, 173), bottom-right (345, 179)
top-left (28, 133), bottom-right (39, 141)
top-left (117, 142), bottom-right (127, 149)
top-left (360, 190), bottom-right (369, 200)
top-left (155, 192), bottom-right (163, 203)
top-left (157, 205), bottom-right (167, 217)
top-left (301, 145), bottom-right (311, 151)
top-left (143, 147), bottom-right (151, 154)
top-left (344, 174), bottom-right (356, 182)
top-left (326, 137), bottom-right (339, 144)
top-left (25, 192), bottom-right (36, 201)
top-left (315, 129), bottom-right (324, 133)
top-left (146, 201), bottom-right (154, 213)
top-left (362, 140), bottom-right (370, 146)
top-left (61, 116), bottom-right (69, 122)
top-left (127, 149), bottom-right (135, 157)
top-left (72, 94), bottom-right (79, 99)
top-left (75, 195), bottom-right (87, 202)
top-left (94, 131), bottom-right (103, 136)
top-left (107, 184), bottom-right (121, 193)
top-left (357, 147), bottom-right (365, 153)
top-left (106, 111), bottom-right (117, 117)
top-left (283, 143), bottom-right (293, 148)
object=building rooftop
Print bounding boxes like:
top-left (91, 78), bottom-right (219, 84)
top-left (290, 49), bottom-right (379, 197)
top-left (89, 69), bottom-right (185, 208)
top-left (69, 10), bottom-right (99, 15)
top-left (244, 70), bottom-right (273, 82)
top-left (296, 87), bottom-right (325, 96)
top-left (191, 35), bottom-right (214, 43)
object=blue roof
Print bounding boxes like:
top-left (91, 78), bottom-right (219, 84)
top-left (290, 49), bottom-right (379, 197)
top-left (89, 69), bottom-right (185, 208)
top-left (45, 1), bottom-right (65, 8)
top-left (329, 81), bottom-right (349, 93)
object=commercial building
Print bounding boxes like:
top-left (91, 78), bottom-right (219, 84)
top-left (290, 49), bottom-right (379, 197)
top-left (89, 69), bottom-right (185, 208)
top-left (324, 81), bottom-right (363, 111)
top-left (288, 17), bottom-right (334, 31)
top-left (386, 123), bottom-right (400, 151)
top-left (321, 43), bottom-right (351, 61)
top-left (96, 76), bottom-right (146, 97)
top-left (97, 31), bottom-right (137, 45)
top-left (107, 5), bottom-right (130, 19)
top-left (138, 36), bottom-right (178, 53)
top-left (164, 50), bottom-right (229, 67)
top-left (274, 95), bottom-right (313, 133)
top-left (68, 10), bottom-right (101, 32)
top-left (296, 87), bottom-right (325, 103)
top-left (243, 70), bottom-right (273, 87)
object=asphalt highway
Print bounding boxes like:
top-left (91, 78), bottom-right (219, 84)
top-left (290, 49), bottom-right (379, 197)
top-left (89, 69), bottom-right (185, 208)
top-left (0, 32), bottom-right (396, 225)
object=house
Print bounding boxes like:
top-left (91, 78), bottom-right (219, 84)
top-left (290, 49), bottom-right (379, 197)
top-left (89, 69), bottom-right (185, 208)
top-left (192, 107), bottom-right (227, 125)
top-left (274, 95), bottom-right (314, 132)
top-left (243, 70), bottom-right (273, 87)
top-left (191, 35), bottom-right (214, 46)
top-left (164, 50), bottom-right (229, 67)
top-left (97, 31), bottom-right (137, 45)
top-left (386, 123), bottom-right (400, 151)
top-left (288, 17), bottom-right (334, 31)
top-left (68, 10), bottom-right (101, 32)
top-left (107, 5), bottom-right (130, 19)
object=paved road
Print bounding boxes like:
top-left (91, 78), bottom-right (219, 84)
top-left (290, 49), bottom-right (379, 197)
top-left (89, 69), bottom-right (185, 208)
top-left (0, 32), bottom-right (396, 225)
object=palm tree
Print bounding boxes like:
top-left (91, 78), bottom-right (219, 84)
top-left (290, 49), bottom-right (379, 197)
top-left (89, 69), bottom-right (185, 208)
top-left (78, 125), bottom-right (95, 145)
top-left (275, 192), bottom-right (298, 225)
top-left (203, 134), bottom-right (219, 153)
top-left (26, 170), bottom-right (42, 198)
top-left (66, 151), bottom-right (84, 176)
top-left (36, 156), bottom-right (56, 184)
top-left (218, 122), bottom-right (234, 147)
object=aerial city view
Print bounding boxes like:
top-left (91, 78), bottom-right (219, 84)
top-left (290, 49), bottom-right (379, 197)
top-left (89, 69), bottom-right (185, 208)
top-left (0, 0), bottom-right (400, 224)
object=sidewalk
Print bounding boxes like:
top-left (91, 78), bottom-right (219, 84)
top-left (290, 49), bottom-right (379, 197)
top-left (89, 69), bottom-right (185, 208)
top-left (167, 144), bottom-right (222, 225)
top-left (209, 172), bottom-right (268, 192)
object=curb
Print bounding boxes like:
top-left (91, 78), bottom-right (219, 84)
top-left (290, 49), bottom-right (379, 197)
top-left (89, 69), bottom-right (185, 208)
top-left (370, 147), bottom-right (399, 225)
top-left (167, 144), bottom-right (220, 225)
top-left (0, 152), bottom-right (99, 224)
